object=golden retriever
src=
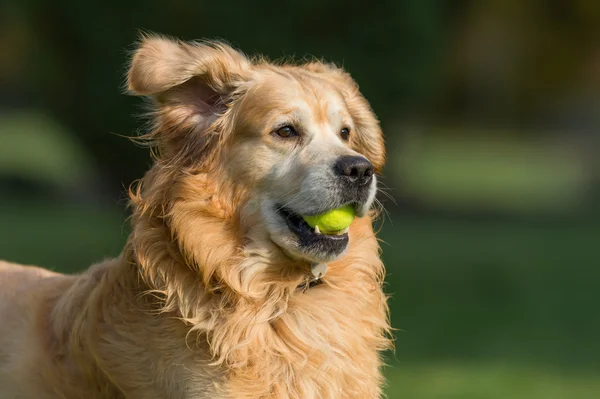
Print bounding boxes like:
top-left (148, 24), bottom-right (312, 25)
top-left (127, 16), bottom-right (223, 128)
top-left (0, 34), bottom-right (391, 398)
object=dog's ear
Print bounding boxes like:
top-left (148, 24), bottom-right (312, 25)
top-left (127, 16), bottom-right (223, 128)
top-left (128, 35), bottom-right (250, 97)
top-left (127, 35), bottom-right (252, 158)
top-left (302, 62), bottom-right (386, 173)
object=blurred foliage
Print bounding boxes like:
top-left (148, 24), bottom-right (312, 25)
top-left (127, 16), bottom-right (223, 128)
top-left (393, 131), bottom-right (590, 213)
top-left (0, 112), bottom-right (94, 186)
top-left (2, 0), bottom-right (598, 195)
top-left (1, 0), bottom-right (451, 194)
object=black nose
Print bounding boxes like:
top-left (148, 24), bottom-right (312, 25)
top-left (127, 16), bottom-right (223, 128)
top-left (334, 156), bottom-right (374, 185)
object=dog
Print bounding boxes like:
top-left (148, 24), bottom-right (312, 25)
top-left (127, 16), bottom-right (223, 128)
top-left (0, 34), bottom-right (391, 398)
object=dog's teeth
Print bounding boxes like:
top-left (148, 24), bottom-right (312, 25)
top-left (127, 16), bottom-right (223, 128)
top-left (333, 227), bottom-right (349, 235)
top-left (315, 225), bottom-right (321, 234)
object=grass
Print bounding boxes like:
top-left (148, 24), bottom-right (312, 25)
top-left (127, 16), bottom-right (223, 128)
top-left (0, 198), bottom-right (126, 272)
top-left (392, 133), bottom-right (590, 213)
top-left (379, 214), bottom-right (600, 365)
top-left (384, 362), bottom-right (600, 399)
top-left (1, 197), bottom-right (599, 398)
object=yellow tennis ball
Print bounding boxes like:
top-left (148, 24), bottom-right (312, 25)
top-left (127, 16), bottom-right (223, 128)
top-left (302, 205), bottom-right (356, 233)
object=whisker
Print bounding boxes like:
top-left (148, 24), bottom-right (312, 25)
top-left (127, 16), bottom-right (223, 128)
top-left (377, 188), bottom-right (397, 205)
top-left (373, 197), bottom-right (392, 225)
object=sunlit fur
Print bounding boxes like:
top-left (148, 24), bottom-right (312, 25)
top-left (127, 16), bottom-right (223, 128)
top-left (0, 34), bottom-right (391, 398)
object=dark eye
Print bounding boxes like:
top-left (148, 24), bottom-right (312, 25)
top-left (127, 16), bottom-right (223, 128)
top-left (340, 127), bottom-right (350, 141)
top-left (274, 125), bottom-right (298, 138)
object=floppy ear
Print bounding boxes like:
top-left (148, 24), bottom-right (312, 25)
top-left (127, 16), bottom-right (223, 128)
top-left (127, 35), bottom-right (251, 158)
top-left (302, 62), bottom-right (386, 173)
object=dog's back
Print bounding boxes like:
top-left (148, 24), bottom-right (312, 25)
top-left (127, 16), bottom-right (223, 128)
top-left (0, 262), bottom-right (70, 398)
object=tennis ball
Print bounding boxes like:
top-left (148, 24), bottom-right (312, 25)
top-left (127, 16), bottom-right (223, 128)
top-left (302, 205), bottom-right (355, 233)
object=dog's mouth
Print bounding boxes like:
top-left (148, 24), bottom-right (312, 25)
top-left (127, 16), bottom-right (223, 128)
top-left (277, 206), bottom-right (349, 259)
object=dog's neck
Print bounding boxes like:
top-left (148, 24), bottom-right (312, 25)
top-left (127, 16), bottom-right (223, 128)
top-left (119, 167), bottom-right (391, 397)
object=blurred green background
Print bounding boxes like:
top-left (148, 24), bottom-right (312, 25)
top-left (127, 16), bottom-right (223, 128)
top-left (1, 1), bottom-right (599, 398)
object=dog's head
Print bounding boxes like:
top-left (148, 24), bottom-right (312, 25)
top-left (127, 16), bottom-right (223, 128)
top-left (128, 35), bottom-right (385, 265)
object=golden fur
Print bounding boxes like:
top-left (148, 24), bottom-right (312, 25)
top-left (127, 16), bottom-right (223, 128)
top-left (0, 34), bottom-right (391, 398)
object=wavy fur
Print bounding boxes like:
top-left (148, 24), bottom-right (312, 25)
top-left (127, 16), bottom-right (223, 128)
top-left (0, 35), bottom-right (391, 398)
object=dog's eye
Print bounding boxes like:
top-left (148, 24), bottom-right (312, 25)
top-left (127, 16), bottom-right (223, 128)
top-left (340, 127), bottom-right (350, 141)
top-left (275, 126), bottom-right (298, 138)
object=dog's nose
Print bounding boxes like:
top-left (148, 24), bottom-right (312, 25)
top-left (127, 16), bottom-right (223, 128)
top-left (334, 156), bottom-right (374, 185)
